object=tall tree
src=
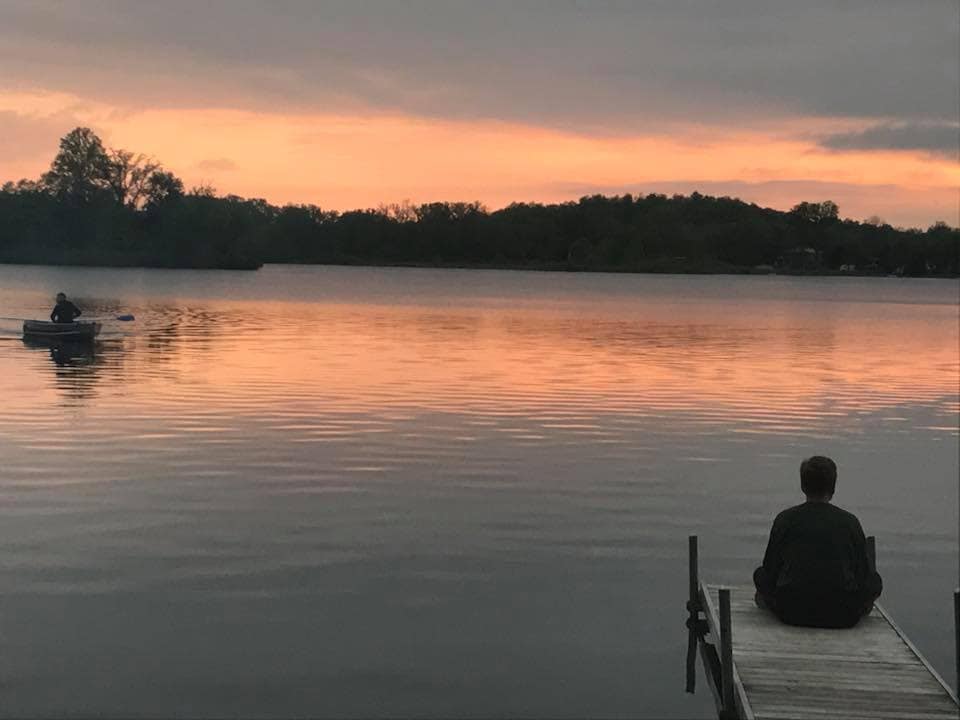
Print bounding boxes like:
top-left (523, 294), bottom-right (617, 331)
top-left (41, 127), bottom-right (111, 203)
top-left (107, 149), bottom-right (161, 208)
top-left (144, 170), bottom-right (185, 209)
top-left (790, 200), bottom-right (840, 224)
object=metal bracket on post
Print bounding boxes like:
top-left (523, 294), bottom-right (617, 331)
top-left (719, 587), bottom-right (735, 718)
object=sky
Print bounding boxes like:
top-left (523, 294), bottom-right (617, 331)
top-left (0, 0), bottom-right (957, 227)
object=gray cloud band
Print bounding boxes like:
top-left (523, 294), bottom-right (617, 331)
top-left (819, 123), bottom-right (960, 159)
top-left (0, 0), bottom-right (957, 129)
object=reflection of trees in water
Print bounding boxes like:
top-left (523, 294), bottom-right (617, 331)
top-left (21, 303), bottom-right (253, 402)
top-left (496, 313), bottom-right (838, 361)
top-left (117, 304), bottom-right (247, 383)
top-left (22, 337), bottom-right (103, 403)
top-left (354, 308), bottom-right (485, 345)
top-left (146, 307), bottom-right (219, 351)
top-left (144, 305), bottom-right (237, 349)
top-left (498, 314), bottom-right (766, 357)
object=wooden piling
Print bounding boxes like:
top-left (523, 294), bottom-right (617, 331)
top-left (686, 535), bottom-right (700, 694)
top-left (954, 588), bottom-right (959, 698)
top-left (689, 535), bottom-right (699, 610)
top-left (718, 588), bottom-right (735, 718)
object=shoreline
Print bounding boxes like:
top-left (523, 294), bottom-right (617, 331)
top-left (2, 257), bottom-right (957, 279)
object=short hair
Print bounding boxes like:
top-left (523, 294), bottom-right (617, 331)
top-left (800, 456), bottom-right (837, 496)
top-left (56, 292), bottom-right (66, 300)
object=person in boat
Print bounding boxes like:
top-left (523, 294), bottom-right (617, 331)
top-left (50, 292), bottom-right (82, 324)
top-left (753, 456), bottom-right (882, 628)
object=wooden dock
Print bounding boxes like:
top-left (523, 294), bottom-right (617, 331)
top-left (685, 536), bottom-right (960, 719)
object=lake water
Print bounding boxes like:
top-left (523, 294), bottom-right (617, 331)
top-left (0, 264), bottom-right (957, 718)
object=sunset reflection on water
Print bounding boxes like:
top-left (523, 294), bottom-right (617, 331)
top-left (0, 265), bottom-right (956, 718)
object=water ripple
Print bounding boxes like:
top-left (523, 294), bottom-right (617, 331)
top-left (0, 266), bottom-right (957, 717)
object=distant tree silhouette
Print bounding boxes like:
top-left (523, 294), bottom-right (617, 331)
top-left (0, 127), bottom-right (957, 274)
top-left (790, 201), bottom-right (840, 224)
top-left (190, 183), bottom-right (217, 198)
top-left (41, 127), bottom-right (112, 204)
top-left (144, 171), bottom-right (185, 210)
top-left (106, 149), bottom-right (162, 208)
top-left (1, 178), bottom-right (40, 193)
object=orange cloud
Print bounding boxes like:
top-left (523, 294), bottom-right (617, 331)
top-left (2, 90), bottom-right (957, 227)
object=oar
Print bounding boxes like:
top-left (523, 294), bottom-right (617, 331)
top-left (0, 314), bottom-right (136, 322)
top-left (87, 314), bottom-right (136, 321)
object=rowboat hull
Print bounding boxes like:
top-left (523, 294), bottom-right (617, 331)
top-left (22, 320), bottom-right (101, 340)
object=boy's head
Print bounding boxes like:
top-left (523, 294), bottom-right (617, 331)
top-left (56, 292), bottom-right (66, 302)
top-left (800, 455), bottom-right (837, 500)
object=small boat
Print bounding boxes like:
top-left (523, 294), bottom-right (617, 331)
top-left (22, 320), bottom-right (101, 341)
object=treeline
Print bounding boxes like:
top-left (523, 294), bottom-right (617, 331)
top-left (0, 128), bottom-right (260, 269)
top-left (2, 127), bottom-right (958, 275)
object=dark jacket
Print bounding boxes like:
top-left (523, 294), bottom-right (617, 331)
top-left (51, 300), bottom-right (82, 324)
top-left (756, 501), bottom-right (882, 627)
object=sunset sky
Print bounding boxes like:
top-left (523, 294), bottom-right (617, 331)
top-left (1, 0), bottom-right (957, 227)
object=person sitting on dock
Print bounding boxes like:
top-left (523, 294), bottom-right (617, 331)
top-left (50, 292), bottom-right (82, 324)
top-left (753, 456), bottom-right (883, 628)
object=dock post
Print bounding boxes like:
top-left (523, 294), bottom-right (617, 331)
top-left (954, 588), bottom-right (959, 698)
top-left (719, 587), bottom-right (735, 718)
top-left (686, 535), bottom-right (700, 693)
top-left (688, 535), bottom-right (699, 611)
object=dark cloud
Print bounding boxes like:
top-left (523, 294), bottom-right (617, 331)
top-left (0, 1), bottom-right (957, 131)
top-left (818, 122), bottom-right (959, 159)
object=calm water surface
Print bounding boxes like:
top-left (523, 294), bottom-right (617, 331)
top-left (0, 264), bottom-right (957, 717)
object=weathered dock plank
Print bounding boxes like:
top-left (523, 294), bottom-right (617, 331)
top-left (685, 536), bottom-right (959, 719)
top-left (703, 584), bottom-right (959, 720)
